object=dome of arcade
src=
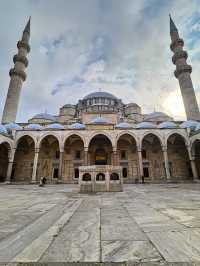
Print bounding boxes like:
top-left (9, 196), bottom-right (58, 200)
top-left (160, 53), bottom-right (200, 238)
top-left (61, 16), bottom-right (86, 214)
top-left (180, 120), bottom-right (199, 130)
top-left (25, 124), bottom-right (44, 130)
top-left (46, 123), bottom-right (65, 130)
top-left (69, 123), bottom-right (86, 130)
top-left (158, 121), bottom-right (177, 129)
top-left (136, 122), bottom-right (156, 129)
top-left (0, 124), bottom-right (8, 135)
top-left (115, 122), bottom-right (134, 129)
top-left (5, 122), bottom-right (22, 131)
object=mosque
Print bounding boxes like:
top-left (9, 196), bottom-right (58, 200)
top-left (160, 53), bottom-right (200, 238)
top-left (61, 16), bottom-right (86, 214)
top-left (0, 16), bottom-right (200, 184)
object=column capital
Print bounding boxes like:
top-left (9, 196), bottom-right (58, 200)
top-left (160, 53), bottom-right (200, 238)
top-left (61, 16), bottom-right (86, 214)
top-left (84, 147), bottom-right (89, 152)
top-left (34, 148), bottom-right (40, 153)
top-left (162, 145), bottom-right (168, 152)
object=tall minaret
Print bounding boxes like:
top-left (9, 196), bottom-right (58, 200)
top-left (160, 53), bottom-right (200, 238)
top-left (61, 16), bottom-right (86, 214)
top-left (170, 15), bottom-right (200, 121)
top-left (1, 18), bottom-right (31, 124)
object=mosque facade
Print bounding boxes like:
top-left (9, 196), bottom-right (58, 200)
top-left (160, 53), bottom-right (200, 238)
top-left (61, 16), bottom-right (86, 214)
top-left (0, 16), bottom-right (200, 184)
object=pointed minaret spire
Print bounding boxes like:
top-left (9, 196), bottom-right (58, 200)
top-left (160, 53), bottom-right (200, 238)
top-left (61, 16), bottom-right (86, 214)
top-left (169, 14), bottom-right (178, 33)
top-left (23, 16), bottom-right (31, 35)
top-left (1, 18), bottom-right (31, 123)
top-left (169, 16), bottom-right (200, 121)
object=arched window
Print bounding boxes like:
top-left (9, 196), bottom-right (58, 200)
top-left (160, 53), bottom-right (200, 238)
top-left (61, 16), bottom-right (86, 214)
top-left (110, 173), bottom-right (119, 180)
top-left (96, 173), bottom-right (105, 181)
top-left (74, 168), bottom-right (79, 179)
top-left (82, 173), bottom-right (91, 181)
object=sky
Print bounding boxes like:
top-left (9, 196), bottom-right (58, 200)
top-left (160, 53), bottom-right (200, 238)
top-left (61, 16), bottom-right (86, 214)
top-left (0, 0), bottom-right (200, 122)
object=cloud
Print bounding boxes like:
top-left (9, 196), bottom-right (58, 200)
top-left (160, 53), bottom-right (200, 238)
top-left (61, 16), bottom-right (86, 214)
top-left (0, 0), bottom-right (200, 122)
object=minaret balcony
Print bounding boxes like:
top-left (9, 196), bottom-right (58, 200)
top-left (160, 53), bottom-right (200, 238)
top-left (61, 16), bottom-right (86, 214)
top-left (17, 41), bottom-right (30, 53)
top-left (13, 54), bottom-right (28, 67)
top-left (170, 38), bottom-right (184, 51)
top-left (174, 64), bottom-right (192, 78)
top-left (9, 68), bottom-right (27, 81)
top-left (172, 50), bottom-right (188, 64)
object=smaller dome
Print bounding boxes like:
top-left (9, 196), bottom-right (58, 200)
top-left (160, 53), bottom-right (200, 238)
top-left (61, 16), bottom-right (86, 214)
top-left (32, 113), bottom-right (56, 121)
top-left (158, 122), bottom-right (177, 129)
top-left (26, 124), bottom-right (43, 130)
top-left (195, 123), bottom-right (200, 131)
top-left (69, 123), bottom-right (86, 130)
top-left (46, 123), bottom-right (65, 130)
top-left (136, 122), bottom-right (156, 129)
top-left (5, 123), bottom-right (22, 131)
top-left (91, 117), bottom-right (110, 124)
top-left (116, 122), bottom-right (133, 129)
top-left (0, 125), bottom-right (8, 135)
top-left (180, 120), bottom-right (199, 130)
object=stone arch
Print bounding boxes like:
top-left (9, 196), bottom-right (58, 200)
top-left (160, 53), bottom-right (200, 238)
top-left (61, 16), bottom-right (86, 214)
top-left (115, 131), bottom-right (138, 147)
top-left (13, 135), bottom-right (35, 182)
top-left (38, 134), bottom-right (60, 183)
top-left (88, 134), bottom-right (113, 165)
top-left (141, 133), bottom-right (165, 181)
top-left (63, 134), bottom-right (85, 182)
top-left (63, 132), bottom-right (86, 149)
top-left (86, 131), bottom-right (115, 148)
top-left (166, 131), bottom-right (189, 147)
top-left (116, 133), bottom-right (138, 182)
top-left (0, 141), bottom-right (11, 182)
top-left (38, 132), bottom-right (61, 150)
top-left (140, 131), bottom-right (164, 148)
top-left (15, 132), bottom-right (37, 149)
top-left (167, 133), bottom-right (191, 179)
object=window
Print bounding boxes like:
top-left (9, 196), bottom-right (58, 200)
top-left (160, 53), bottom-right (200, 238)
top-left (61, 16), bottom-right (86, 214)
top-left (75, 150), bottom-right (81, 160)
top-left (110, 173), bottom-right (119, 180)
top-left (142, 150), bottom-right (146, 159)
top-left (82, 173), bottom-right (91, 181)
top-left (74, 168), bottom-right (79, 179)
top-left (96, 173), bottom-right (105, 181)
top-left (121, 150), bottom-right (126, 160)
top-left (53, 168), bottom-right (59, 178)
top-left (55, 151), bottom-right (60, 159)
top-left (122, 168), bottom-right (128, 178)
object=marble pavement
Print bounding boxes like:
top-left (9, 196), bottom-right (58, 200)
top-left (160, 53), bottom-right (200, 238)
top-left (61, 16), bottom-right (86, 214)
top-left (0, 183), bottom-right (200, 264)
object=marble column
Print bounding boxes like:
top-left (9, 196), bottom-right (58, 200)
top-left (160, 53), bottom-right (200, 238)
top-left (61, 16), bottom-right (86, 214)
top-left (84, 147), bottom-right (89, 166)
top-left (59, 150), bottom-right (64, 181)
top-left (112, 148), bottom-right (118, 166)
top-left (187, 146), bottom-right (198, 180)
top-left (187, 145), bottom-right (198, 180)
top-left (162, 146), bottom-right (171, 180)
top-left (5, 148), bottom-right (15, 183)
top-left (32, 148), bottom-right (39, 183)
top-left (137, 147), bottom-right (143, 181)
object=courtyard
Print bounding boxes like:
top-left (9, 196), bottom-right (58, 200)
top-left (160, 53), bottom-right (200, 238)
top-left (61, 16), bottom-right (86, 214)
top-left (0, 183), bottom-right (200, 264)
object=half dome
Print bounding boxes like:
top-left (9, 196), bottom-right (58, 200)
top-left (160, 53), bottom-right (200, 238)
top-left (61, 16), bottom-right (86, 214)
top-left (136, 122), bottom-right (156, 129)
top-left (32, 113), bottom-right (56, 121)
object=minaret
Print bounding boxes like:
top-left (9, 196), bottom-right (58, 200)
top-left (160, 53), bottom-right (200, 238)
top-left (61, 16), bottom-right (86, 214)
top-left (1, 17), bottom-right (31, 124)
top-left (170, 15), bottom-right (200, 121)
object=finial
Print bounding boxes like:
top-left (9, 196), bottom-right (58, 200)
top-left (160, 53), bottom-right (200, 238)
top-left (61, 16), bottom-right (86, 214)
top-left (169, 14), bottom-right (178, 33)
top-left (23, 16), bottom-right (31, 35)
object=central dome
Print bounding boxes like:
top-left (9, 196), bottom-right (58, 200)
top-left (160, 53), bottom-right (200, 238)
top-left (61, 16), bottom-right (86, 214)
top-left (83, 91), bottom-right (117, 100)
